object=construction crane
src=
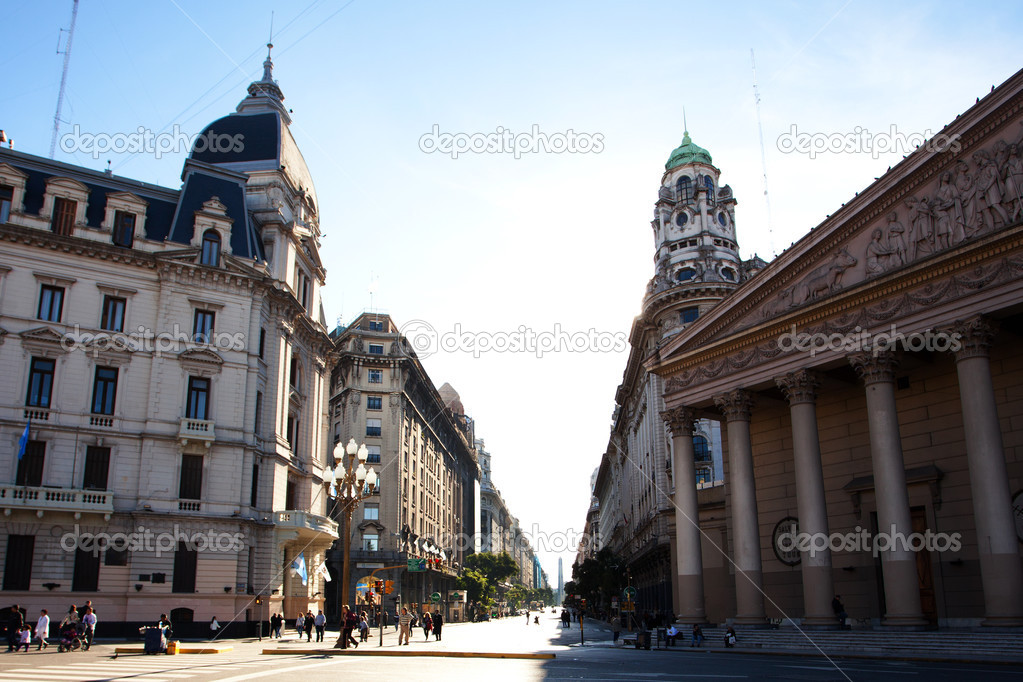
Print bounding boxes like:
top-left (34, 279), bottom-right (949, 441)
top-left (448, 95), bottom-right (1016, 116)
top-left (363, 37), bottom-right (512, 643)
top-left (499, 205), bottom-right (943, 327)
top-left (751, 48), bottom-right (776, 257)
top-left (49, 0), bottom-right (79, 159)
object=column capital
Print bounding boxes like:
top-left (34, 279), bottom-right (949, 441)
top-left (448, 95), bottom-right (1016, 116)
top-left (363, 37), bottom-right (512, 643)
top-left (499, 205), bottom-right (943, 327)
top-left (661, 406), bottom-right (697, 436)
top-left (775, 369), bottom-right (821, 405)
top-left (714, 389), bottom-right (754, 422)
top-left (949, 316), bottom-right (999, 362)
top-left (849, 351), bottom-right (899, 386)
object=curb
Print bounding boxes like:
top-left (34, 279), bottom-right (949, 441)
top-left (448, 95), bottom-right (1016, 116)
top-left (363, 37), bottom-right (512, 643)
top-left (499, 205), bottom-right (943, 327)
top-left (261, 648), bottom-right (555, 659)
top-left (114, 645), bottom-right (233, 655)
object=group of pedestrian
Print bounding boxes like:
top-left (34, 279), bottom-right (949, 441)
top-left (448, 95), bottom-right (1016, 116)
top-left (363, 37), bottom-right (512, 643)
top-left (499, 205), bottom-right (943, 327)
top-left (4, 602), bottom-right (97, 653)
top-left (292, 610), bottom-right (326, 642)
top-left (394, 607), bottom-right (443, 645)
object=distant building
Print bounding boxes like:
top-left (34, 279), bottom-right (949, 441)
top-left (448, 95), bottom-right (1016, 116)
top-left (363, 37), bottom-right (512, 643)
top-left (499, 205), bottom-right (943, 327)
top-left (594, 128), bottom-right (760, 616)
top-left (325, 314), bottom-right (479, 622)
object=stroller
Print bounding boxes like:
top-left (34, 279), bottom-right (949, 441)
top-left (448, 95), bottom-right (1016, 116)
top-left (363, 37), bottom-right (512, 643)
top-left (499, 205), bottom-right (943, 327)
top-left (57, 622), bottom-right (85, 652)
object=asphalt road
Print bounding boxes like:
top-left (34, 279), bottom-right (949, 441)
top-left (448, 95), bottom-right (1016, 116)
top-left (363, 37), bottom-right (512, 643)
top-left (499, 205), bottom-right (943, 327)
top-left (0, 611), bottom-right (1019, 681)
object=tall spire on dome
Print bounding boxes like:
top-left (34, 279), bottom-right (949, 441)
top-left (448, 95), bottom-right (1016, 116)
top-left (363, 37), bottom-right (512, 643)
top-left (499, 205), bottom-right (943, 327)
top-left (236, 37), bottom-right (289, 121)
top-left (262, 42), bottom-right (274, 82)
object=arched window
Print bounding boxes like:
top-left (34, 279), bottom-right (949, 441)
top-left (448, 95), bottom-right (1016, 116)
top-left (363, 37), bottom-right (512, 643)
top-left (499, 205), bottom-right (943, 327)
top-left (721, 267), bottom-right (736, 281)
top-left (676, 268), bottom-right (696, 282)
top-left (676, 176), bottom-right (693, 203)
top-left (693, 435), bottom-right (711, 462)
top-left (200, 230), bottom-right (221, 266)
top-left (704, 176), bottom-right (715, 206)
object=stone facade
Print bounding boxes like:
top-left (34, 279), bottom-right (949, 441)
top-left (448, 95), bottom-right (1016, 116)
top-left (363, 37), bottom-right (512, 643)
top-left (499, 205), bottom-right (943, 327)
top-left (652, 68), bottom-right (1023, 628)
top-left (0, 50), bottom-right (337, 636)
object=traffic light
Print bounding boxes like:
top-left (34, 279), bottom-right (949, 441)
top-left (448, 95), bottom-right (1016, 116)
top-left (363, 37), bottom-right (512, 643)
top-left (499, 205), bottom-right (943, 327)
top-left (367, 591), bottom-right (376, 605)
top-left (384, 580), bottom-right (394, 594)
top-left (255, 596), bottom-right (262, 605)
top-left (375, 579), bottom-right (384, 591)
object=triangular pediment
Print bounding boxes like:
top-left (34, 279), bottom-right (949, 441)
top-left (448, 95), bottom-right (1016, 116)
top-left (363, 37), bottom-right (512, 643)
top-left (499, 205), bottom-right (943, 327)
top-left (178, 347), bottom-right (224, 367)
top-left (657, 93), bottom-right (1023, 367)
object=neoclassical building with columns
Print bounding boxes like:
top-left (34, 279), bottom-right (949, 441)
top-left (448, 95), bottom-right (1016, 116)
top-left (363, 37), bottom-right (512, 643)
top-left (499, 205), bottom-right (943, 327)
top-left (653, 68), bottom-right (1023, 629)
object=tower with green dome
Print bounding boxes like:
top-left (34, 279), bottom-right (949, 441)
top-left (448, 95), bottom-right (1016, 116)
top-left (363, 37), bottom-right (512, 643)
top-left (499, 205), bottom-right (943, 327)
top-left (642, 128), bottom-right (765, 341)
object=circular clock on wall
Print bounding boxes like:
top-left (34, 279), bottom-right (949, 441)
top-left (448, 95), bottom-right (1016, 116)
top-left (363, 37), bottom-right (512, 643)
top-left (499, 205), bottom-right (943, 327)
top-left (772, 516), bottom-right (801, 566)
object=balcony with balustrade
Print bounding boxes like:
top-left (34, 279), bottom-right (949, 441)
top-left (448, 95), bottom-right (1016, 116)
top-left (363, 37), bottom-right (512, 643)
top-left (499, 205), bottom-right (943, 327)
top-left (0, 484), bottom-right (114, 519)
top-left (274, 510), bottom-right (339, 543)
top-left (178, 418), bottom-right (215, 446)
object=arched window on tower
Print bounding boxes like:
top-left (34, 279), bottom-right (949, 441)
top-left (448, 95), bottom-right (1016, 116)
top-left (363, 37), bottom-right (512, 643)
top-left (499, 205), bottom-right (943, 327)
top-left (676, 176), bottom-right (693, 204)
top-left (704, 176), bottom-right (715, 206)
top-left (200, 230), bottom-right (221, 267)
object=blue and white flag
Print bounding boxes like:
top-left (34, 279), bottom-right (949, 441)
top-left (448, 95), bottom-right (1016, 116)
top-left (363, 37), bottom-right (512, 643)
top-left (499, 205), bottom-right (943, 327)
top-left (291, 553), bottom-right (308, 585)
top-left (17, 420), bottom-right (30, 460)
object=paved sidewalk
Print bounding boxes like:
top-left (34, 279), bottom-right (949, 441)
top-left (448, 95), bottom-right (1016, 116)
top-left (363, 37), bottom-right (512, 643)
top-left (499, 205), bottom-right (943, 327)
top-left (566, 617), bottom-right (1023, 665)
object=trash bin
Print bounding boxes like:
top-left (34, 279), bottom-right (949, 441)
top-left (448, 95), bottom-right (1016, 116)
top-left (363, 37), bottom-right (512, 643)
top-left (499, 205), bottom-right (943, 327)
top-left (167, 640), bottom-right (179, 655)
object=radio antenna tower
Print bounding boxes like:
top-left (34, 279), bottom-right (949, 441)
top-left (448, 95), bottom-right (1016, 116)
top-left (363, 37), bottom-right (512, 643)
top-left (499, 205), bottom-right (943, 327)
top-left (751, 48), bottom-right (776, 257)
top-left (49, 0), bottom-right (79, 159)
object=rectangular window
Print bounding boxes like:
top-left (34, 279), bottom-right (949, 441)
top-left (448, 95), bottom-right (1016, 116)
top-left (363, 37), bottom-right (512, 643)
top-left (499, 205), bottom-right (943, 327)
top-left (680, 307), bottom-right (699, 324)
top-left (254, 391), bottom-right (263, 435)
top-left (368, 344), bottom-right (384, 355)
top-left (15, 440), bottom-right (45, 487)
top-left (363, 503), bottom-right (379, 521)
top-left (287, 415), bottom-right (299, 450)
top-left (3, 535), bottom-right (34, 590)
top-left (51, 197), bottom-right (77, 236)
top-left (250, 463), bottom-right (259, 508)
top-left (366, 445), bottom-right (381, 464)
top-left (38, 285), bottom-right (64, 322)
top-left (91, 366), bottom-right (118, 415)
top-left (367, 395), bottom-right (382, 410)
top-left (26, 357), bottom-right (55, 408)
top-left (366, 418), bottom-right (382, 437)
top-left (0, 185), bottom-right (13, 224)
top-left (112, 210), bottom-right (135, 248)
top-left (186, 377), bottom-right (209, 419)
top-left (362, 533), bottom-right (379, 552)
top-left (179, 454), bottom-right (203, 500)
top-left (193, 309), bottom-right (215, 343)
top-left (100, 296), bottom-right (126, 332)
top-left (104, 547), bottom-right (128, 566)
top-left (172, 542), bottom-right (197, 593)
top-left (72, 548), bottom-right (100, 592)
top-left (82, 446), bottom-right (110, 491)
top-left (368, 369), bottom-right (383, 384)
top-left (258, 328), bottom-right (266, 358)
top-left (285, 479), bottom-right (296, 510)
top-left (368, 320), bottom-right (384, 332)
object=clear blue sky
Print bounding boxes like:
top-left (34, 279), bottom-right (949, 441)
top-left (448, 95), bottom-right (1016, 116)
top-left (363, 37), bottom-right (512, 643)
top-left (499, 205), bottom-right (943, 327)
top-left (5, 0), bottom-right (1023, 583)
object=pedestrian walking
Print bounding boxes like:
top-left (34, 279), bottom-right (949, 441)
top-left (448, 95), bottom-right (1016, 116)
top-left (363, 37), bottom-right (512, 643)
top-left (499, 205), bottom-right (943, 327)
top-left (294, 612), bottom-right (304, 639)
top-left (398, 607), bottom-right (413, 645)
top-left (359, 613), bottom-right (369, 642)
top-left (432, 610), bottom-right (443, 641)
top-left (209, 616), bottom-right (220, 641)
top-left (35, 609), bottom-right (49, 650)
top-left (5, 605), bottom-right (24, 652)
top-left (421, 611), bottom-right (433, 641)
top-left (314, 610), bottom-right (326, 642)
top-left (303, 610), bottom-right (314, 641)
top-left (81, 607), bottom-right (97, 650)
top-left (17, 625), bottom-right (31, 652)
top-left (832, 595), bottom-right (849, 629)
top-left (334, 605), bottom-right (359, 649)
top-left (394, 609), bottom-right (400, 632)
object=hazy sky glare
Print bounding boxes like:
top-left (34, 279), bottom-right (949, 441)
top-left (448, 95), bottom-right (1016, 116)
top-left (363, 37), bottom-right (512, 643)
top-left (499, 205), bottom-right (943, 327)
top-left (5, 0), bottom-right (1023, 583)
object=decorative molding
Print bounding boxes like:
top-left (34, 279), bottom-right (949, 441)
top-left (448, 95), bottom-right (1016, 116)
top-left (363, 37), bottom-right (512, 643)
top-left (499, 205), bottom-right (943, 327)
top-left (714, 389), bottom-right (754, 422)
top-left (660, 406), bottom-right (696, 436)
top-left (775, 369), bottom-right (821, 405)
top-left (848, 351), bottom-right (899, 386)
top-left (950, 316), bottom-right (998, 362)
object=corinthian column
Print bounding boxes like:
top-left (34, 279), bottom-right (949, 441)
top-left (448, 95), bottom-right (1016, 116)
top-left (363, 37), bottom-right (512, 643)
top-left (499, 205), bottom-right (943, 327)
top-left (661, 406), bottom-right (705, 623)
top-left (776, 370), bottom-right (836, 627)
top-left (950, 317), bottom-right (1023, 626)
top-left (714, 389), bottom-right (766, 625)
top-left (849, 352), bottom-right (927, 627)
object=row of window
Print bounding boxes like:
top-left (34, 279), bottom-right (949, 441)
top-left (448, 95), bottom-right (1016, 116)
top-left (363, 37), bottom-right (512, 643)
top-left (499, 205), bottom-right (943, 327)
top-left (674, 175), bottom-right (716, 206)
top-left (3, 535), bottom-right (200, 593)
top-left (26, 356), bottom-right (210, 419)
top-left (0, 182), bottom-right (224, 264)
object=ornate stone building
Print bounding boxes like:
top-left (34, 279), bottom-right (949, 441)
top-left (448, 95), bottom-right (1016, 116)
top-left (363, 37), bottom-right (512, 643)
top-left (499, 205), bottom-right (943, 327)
top-left (325, 316), bottom-right (480, 622)
top-left (0, 50), bottom-right (337, 635)
top-left (654, 69), bottom-right (1023, 628)
top-left (594, 130), bottom-right (762, 616)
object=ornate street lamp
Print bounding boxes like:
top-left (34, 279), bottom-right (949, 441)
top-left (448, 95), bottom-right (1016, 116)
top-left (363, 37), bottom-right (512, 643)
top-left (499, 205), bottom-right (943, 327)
top-left (331, 437), bottom-right (379, 612)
